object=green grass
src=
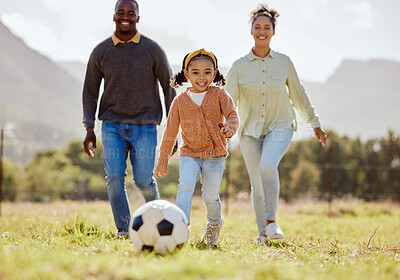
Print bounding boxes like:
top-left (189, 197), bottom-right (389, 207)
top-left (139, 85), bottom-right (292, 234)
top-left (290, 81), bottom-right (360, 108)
top-left (1, 197), bottom-right (399, 280)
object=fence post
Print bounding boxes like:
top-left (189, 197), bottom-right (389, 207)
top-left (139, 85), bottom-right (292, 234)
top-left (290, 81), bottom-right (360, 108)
top-left (327, 138), bottom-right (333, 204)
top-left (224, 139), bottom-right (230, 215)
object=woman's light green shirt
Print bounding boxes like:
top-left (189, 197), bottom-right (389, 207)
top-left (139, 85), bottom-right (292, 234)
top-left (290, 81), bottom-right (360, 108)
top-left (224, 50), bottom-right (321, 138)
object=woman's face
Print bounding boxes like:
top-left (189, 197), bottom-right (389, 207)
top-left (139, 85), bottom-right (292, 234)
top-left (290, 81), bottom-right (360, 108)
top-left (251, 16), bottom-right (275, 47)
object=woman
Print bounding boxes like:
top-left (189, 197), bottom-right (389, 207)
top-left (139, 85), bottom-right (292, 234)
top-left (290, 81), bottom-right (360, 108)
top-left (225, 4), bottom-right (326, 243)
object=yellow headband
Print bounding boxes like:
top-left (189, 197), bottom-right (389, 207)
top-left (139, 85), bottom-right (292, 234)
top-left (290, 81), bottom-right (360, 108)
top-left (184, 48), bottom-right (217, 70)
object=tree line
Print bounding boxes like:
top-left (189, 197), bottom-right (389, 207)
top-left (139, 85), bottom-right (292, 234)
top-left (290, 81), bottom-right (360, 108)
top-left (2, 130), bottom-right (399, 202)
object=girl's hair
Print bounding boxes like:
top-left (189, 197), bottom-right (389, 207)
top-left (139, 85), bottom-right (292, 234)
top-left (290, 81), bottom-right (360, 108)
top-left (170, 53), bottom-right (226, 88)
top-left (250, 4), bottom-right (279, 29)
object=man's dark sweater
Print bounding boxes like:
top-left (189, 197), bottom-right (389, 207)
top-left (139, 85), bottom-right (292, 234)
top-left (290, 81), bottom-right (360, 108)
top-left (82, 34), bottom-right (176, 128)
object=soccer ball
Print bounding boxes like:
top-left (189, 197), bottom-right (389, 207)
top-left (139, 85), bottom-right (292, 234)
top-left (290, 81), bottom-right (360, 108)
top-left (128, 199), bottom-right (189, 254)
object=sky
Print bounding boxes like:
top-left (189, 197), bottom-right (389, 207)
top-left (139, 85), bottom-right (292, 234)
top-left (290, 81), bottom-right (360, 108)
top-left (1, 0), bottom-right (399, 83)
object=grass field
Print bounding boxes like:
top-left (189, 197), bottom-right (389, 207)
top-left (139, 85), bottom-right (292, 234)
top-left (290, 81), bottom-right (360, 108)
top-left (1, 196), bottom-right (399, 280)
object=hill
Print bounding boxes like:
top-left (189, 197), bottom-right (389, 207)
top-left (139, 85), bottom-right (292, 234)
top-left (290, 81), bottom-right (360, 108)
top-left (303, 59), bottom-right (400, 139)
top-left (0, 21), bottom-right (83, 162)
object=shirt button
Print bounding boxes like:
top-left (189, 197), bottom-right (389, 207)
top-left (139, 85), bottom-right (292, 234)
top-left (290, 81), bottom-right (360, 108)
top-left (209, 151), bottom-right (213, 155)
top-left (262, 93), bottom-right (265, 95)
top-left (207, 137), bottom-right (211, 141)
top-left (263, 81), bottom-right (265, 84)
top-left (262, 104), bottom-right (265, 106)
top-left (263, 70), bottom-right (266, 73)
top-left (201, 124), bottom-right (205, 127)
top-left (199, 108), bottom-right (202, 112)
top-left (261, 115), bottom-right (264, 118)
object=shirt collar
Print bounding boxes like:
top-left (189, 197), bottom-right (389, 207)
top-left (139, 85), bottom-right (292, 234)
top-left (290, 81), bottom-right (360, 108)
top-left (112, 31), bottom-right (141, 46)
top-left (246, 49), bottom-right (276, 61)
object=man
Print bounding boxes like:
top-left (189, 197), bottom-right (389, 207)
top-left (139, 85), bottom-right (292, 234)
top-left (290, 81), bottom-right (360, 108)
top-left (82, 0), bottom-right (176, 237)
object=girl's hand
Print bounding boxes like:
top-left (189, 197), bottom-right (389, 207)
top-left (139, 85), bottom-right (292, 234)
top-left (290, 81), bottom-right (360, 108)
top-left (218, 123), bottom-right (234, 138)
top-left (154, 164), bottom-right (168, 177)
top-left (314, 127), bottom-right (327, 147)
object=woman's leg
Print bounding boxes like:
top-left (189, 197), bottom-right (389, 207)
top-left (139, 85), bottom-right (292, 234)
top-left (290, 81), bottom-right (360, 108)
top-left (260, 127), bottom-right (293, 221)
top-left (239, 136), bottom-right (266, 235)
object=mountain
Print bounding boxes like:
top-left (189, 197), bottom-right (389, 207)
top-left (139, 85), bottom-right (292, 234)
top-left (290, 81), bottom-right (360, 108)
top-left (303, 59), bottom-right (400, 139)
top-left (1, 18), bottom-right (399, 162)
top-left (0, 21), bottom-right (83, 162)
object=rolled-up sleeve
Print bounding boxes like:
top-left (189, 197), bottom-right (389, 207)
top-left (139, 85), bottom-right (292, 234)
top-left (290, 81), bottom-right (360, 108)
top-left (285, 57), bottom-right (321, 128)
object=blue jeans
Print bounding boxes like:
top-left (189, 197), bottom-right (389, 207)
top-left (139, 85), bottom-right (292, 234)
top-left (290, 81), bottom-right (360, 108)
top-left (176, 156), bottom-right (225, 225)
top-left (101, 121), bottom-right (159, 234)
top-left (239, 127), bottom-right (293, 235)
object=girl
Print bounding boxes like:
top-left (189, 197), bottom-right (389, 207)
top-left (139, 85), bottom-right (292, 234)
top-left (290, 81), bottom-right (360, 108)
top-left (154, 49), bottom-right (239, 246)
top-left (225, 4), bottom-right (326, 243)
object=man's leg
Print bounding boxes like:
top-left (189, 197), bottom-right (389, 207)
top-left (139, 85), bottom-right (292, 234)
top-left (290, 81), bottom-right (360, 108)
top-left (129, 124), bottom-right (159, 202)
top-left (102, 121), bottom-right (131, 234)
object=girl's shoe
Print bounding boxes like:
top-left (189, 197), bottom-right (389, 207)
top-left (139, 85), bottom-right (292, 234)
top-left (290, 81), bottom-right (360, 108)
top-left (201, 216), bottom-right (224, 246)
top-left (266, 223), bottom-right (284, 239)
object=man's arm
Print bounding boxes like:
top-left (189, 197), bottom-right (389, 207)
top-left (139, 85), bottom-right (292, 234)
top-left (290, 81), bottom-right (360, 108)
top-left (82, 48), bottom-right (103, 157)
top-left (154, 46), bottom-right (176, 115)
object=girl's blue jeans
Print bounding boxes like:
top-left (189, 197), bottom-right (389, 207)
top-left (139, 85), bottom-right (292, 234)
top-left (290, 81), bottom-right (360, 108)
top-left (101, 121), bottom-right (159, 234)
top-left (239, 127), bottom-right (293, 236)
top-left (176, 156), bottom-right (225, 225)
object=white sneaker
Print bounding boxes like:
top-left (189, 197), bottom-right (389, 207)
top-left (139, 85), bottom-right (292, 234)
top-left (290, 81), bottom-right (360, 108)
top-left (201, 216), bottom-right (224, 246)
top-left (255, 234), bottom-right (268, 244)
top-left (266, 223), bottom-right (284, 239)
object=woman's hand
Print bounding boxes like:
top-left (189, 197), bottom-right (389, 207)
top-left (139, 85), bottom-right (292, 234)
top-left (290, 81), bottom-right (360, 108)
top-left (154, 163), bottom-right (168, 177)
top-left (314, 127), bottom-right (327, 147)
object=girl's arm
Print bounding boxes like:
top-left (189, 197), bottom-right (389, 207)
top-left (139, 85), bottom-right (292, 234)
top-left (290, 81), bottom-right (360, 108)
top-left (155, 98), bottom-right (181, 176)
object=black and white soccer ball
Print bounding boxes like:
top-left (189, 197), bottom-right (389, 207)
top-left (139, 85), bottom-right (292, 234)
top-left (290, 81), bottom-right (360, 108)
top-left (129, 200), bottom-right (189, 254)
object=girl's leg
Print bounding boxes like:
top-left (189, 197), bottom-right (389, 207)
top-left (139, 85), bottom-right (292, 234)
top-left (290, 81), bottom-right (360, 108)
top-left (176, 156), bottom-right (201, 224)
top-left (200, 157), bottom-right (226, 225)
top-left (239, 136), bottom-right (266, 235)
top-left (260, 127), bottom-right (293, 221)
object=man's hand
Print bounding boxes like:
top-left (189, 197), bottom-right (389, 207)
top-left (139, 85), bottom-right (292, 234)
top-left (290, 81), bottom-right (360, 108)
top-left (83, 127), bottom-right (97, 158)
top-left (154, 163), bottom-right (168, 177)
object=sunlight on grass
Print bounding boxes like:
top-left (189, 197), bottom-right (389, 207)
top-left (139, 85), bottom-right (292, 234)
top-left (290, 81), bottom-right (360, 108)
top-left (1, 198), bottom-right (399, 279)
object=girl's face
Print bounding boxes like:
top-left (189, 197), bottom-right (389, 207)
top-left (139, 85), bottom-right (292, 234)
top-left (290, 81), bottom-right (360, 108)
top-left (251, 16), bottom-right (275, 48)
top-left (184, 57), bottom-right (217, 93)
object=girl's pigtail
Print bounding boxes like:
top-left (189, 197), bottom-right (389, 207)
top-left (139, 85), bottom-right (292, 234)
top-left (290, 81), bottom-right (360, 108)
top-left (170, 70), bottom-right (187, 88)
top-left (213, 70), bottom-right (226, 86)
top-left (170, 53), bottom-right (190, 88)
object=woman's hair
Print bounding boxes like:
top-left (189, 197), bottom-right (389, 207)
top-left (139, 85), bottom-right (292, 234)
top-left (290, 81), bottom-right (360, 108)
top-left (170, 53), bottom-right (226, 88)
top-left (250, 4), bottom-right (279, 29)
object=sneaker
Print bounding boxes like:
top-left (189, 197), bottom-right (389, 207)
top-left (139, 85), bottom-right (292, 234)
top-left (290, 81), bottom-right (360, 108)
top-left (255, 234), bottom-right (268, 244)
top-left (266, 223), bottom-right (284, 239)
top-left (201, 216), bottom-right (224, 246)
top-left (117, 231), bottom-right (128, 239)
